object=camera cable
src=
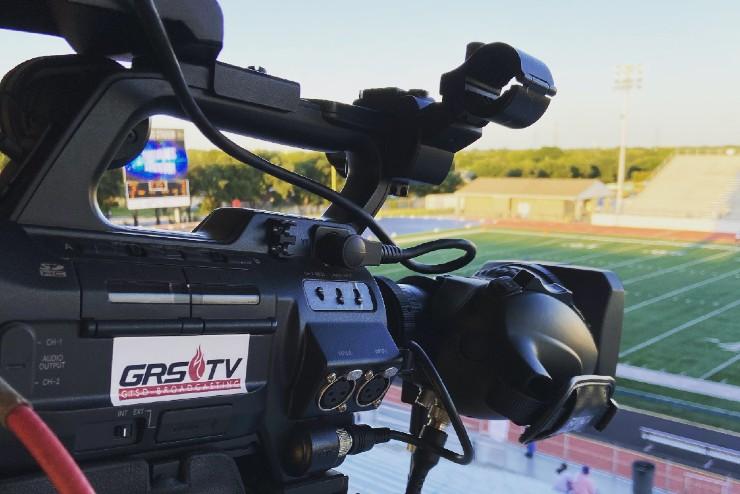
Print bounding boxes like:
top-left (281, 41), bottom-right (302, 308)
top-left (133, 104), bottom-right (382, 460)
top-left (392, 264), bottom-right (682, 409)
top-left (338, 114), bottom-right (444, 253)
top-left (0, 377), bottom-right (95, 494)
top-left (133, 0), bottom-right (475, 275)
top-left (342, 340), bottom-right (473, 463)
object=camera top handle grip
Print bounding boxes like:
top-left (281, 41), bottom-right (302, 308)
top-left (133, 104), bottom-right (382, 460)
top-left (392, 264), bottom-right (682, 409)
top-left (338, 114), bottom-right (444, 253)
top-left (8, 61), bottom-right (406, 232)
top-left (2, 0), bottom-right (555, 236)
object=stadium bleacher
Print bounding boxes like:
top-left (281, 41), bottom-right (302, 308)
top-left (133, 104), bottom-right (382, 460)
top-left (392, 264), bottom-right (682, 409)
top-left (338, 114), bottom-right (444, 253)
top-left (623, 153), bottom-right (740, 219)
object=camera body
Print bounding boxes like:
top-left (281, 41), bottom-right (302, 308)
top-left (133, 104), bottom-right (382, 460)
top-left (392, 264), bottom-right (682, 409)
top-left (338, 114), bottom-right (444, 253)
top-left (0, 2), bottom-right (622, 492)
top-left (0, 209), bottom-right (401, 480)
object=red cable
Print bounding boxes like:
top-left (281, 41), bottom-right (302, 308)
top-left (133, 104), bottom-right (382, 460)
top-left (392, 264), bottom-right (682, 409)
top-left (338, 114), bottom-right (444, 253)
top-left (5, 405), bottom-right (95, 494)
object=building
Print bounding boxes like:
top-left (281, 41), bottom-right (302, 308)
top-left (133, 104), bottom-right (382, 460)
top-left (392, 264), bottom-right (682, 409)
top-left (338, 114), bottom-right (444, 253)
top-left (451, 177), bottom-right (612, 222)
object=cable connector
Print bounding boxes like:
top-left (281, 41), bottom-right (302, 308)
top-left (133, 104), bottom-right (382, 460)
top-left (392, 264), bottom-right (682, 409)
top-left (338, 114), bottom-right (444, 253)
top-left (0, 377), bottom-right (29, 427)
top-left (346, 424), bottom-right (392, 455)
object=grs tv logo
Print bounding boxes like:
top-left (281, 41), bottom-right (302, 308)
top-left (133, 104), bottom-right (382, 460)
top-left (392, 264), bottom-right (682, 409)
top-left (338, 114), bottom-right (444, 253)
top-left (110, 335), bottom-right (250, 406)
top-left (119, 346), bottom-right (244, 387)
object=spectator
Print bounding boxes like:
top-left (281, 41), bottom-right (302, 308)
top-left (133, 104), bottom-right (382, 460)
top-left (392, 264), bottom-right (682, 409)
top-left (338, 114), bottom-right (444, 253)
top-left (552, 463), bottom-right (573, 492)
top-left (572, 465), bottom-right (597, 494)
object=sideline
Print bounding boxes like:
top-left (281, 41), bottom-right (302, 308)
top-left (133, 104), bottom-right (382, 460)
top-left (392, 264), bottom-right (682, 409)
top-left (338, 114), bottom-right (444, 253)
top-left (617, 364), bottom-right (740, 402)
top-left (486, 228), bottom-right (740, 252)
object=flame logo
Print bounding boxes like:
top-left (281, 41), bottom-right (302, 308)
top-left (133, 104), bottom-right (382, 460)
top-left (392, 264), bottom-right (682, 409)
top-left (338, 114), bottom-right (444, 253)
top-left (188, 346), bottom-right (206, 381)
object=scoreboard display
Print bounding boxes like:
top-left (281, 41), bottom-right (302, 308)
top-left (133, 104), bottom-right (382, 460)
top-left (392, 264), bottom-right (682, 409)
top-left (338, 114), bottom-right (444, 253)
top-left (124, 129), bottom-right (190, 210)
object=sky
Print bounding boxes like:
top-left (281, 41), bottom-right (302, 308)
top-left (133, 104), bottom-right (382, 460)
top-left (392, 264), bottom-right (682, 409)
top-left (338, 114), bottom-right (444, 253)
top-left (0, 0), bottom-right (738, 150)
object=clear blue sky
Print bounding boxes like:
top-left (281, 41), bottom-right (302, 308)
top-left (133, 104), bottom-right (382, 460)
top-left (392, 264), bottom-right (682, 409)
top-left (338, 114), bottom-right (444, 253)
top-left (1, 0), bottom-right (738, 150)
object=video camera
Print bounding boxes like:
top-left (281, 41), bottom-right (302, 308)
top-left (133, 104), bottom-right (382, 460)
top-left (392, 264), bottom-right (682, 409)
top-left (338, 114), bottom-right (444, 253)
top-left (0, 1), bottom-right (622, 493)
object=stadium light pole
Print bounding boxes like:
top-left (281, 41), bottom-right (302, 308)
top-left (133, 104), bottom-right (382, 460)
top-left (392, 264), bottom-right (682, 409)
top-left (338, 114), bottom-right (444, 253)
top-left (614, 64), bottom-right (642, 213)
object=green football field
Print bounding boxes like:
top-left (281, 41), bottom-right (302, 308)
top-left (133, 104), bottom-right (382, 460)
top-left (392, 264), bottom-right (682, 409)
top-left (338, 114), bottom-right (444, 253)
top-left (370, 227), bottom-right (740, 431)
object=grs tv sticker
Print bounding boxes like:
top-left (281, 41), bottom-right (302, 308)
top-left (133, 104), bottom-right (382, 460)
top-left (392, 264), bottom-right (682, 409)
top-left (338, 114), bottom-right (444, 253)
top-left (110, 334), bottom-right (250, 406)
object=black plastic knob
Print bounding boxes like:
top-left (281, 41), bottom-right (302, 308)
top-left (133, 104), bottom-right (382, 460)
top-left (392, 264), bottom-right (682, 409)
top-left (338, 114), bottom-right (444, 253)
top-left (317, 232), bottom-right (367, 269)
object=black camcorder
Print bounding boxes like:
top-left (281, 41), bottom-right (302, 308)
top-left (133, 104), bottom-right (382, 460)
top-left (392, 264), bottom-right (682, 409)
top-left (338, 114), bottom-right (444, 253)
top-left (0, 2), bottom-right (622, 493)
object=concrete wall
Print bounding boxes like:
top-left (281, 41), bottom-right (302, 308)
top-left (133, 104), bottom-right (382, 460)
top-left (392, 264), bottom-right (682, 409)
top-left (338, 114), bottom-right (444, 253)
top-left (511, 197), bottom-right (570, 221)
top-left (459, 196), bottom-right (510, 218)
top-left (592, 213), bottom-right (740, 234)
top-left (455, 195), bottom-right (591, 222)
top-left (423, 193), bottom-right (457, 210)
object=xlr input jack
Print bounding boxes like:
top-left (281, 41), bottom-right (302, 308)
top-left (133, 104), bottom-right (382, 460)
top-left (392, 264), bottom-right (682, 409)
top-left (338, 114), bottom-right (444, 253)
top-left (356, 371), bottom-right (393, 408)
top-left (317, 372), bottom-right (357, 412)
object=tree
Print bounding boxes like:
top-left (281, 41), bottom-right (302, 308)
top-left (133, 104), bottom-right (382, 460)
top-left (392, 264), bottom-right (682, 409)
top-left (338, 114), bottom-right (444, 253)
top-left (569, 166), bottom-right (582, 178)
top-left (506, 168), bottom-right (523, 177)
top-left (96, 168), bottom-right (125, 218)
top-left (452, 146), bottom-right (673, 183)
top-left (536, 169), bottom-right (550, 178)
top-left (189, 162), bottom-right (267, 213)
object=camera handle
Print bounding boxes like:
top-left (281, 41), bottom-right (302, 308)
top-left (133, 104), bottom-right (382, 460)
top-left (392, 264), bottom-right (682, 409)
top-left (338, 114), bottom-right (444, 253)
top-left (3, 61), bottom-right (417, 233)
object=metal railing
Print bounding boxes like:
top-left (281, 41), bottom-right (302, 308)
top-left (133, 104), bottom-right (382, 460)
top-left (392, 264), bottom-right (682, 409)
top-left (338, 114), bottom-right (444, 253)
top-left (640, 427), bottom-right (740, 466)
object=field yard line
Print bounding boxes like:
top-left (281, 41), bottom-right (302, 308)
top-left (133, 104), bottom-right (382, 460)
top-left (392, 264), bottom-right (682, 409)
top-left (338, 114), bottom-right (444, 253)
top-left (699, 353), bottom-right (740, 380)
top-left (617, 364), bottom-right (740, 402)
top-left (625, 267), bottom-right (740, 313)
top-left (562, 242), bottom-right (645, 265)
top-left (606, 254), bottom-right (669, 270)
top-left (622, 251), bottom-right (735, 285)
top-left (392, 228), bottom-right (487, 245)
top-left (487, 228), bottom-right (740, 251)
top-left (619, 298), bottom-right (740, 357)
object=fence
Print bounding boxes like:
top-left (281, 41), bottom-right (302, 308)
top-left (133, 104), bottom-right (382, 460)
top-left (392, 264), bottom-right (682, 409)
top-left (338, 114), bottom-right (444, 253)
top-left (505, 424), bottom-right (739, 494)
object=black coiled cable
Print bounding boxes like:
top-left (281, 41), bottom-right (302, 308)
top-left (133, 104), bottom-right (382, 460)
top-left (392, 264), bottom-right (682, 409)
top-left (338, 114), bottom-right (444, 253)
top-left (380, 238), bottom-right (477, 274)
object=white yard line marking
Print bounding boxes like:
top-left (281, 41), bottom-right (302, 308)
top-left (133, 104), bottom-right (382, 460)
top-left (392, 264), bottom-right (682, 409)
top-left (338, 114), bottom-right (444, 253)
top-left (619, 299), bottom-right (740, 357)
top-left (622, 251), bottom-right (736, 285)
top-left (487, 228), bottom-right (740, 252)
top-left (625, 267), bottom-right (740, 313)
top-left (699, 353), bottom-right (740, 380)
top-left (607, 254), bottom-right (670, 270)
top-left (563, 242), bottom-right (646, 265)
top-left (392, 228), bottom-right (487, 245)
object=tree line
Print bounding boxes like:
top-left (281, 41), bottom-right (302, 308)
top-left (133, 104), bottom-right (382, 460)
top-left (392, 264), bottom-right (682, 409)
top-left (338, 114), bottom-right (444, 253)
top-left (454, 146), bottom-right (673, 181)
top-left (94, 146), bottom-right (677, 219)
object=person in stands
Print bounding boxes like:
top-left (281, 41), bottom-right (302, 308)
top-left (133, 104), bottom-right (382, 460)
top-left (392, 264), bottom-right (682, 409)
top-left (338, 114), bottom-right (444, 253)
top-left (524, 441), bottom-right (537, 458)
top-left (572, 465), bottom-right (597, 494)
top-left (552, 463), bottom-right (573, 492)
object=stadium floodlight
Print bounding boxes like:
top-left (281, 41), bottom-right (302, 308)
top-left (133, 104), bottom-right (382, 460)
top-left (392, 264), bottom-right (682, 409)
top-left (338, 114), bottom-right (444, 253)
top-left (614, 64), bottom-right (643, 213)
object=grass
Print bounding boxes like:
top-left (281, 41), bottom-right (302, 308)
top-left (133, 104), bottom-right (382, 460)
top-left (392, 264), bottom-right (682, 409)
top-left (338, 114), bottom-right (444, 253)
top-left (370, 227), bottom-right (740, 431)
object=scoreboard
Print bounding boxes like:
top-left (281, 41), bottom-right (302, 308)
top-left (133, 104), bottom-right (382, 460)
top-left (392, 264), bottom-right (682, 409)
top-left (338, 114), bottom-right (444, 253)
top-left (124, 129), bottom-right (190, 210)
